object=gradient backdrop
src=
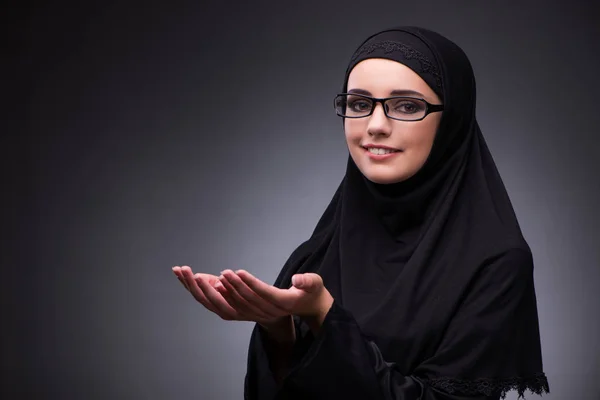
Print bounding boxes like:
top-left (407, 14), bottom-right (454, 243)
top-left (7, 1), bottom-right (600, 399)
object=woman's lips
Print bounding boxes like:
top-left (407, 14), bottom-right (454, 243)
top-left (363, 146), bottom-right (403, 160)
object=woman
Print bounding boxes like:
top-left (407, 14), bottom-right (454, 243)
top-left (172, 26), bottom-right (550, 399)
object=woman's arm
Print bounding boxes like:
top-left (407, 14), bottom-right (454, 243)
top-left (283, 301), bottom-right (503, 400)
top-left (258, 316), bottom-right (296, 384)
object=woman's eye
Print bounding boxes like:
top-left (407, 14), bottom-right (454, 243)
top-left (349, 100), bottom-right (372, 112)
top-left (393, 101), bottom-right (422, 114)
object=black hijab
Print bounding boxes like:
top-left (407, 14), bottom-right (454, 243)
top-left (245, 26), bottom-right (549, 399)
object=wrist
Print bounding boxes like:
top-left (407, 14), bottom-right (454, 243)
top-left (305, 291), bottom-right (334, 334)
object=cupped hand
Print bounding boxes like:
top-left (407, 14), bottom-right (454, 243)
top-left (172, 265), bottom-right (287, 324)
top-left (219, 269), bottom-right (334, 322)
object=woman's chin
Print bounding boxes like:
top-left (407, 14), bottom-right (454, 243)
top-left (364, 172), bottom-right (409, 185)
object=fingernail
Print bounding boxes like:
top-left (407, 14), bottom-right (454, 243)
top-left (292, 275), bottom-right (302, 287)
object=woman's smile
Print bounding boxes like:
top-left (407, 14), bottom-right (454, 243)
top-left (362, 146), bottom-right (403, 160)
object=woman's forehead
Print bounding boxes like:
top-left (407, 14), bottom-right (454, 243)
top-left (347, 58), bottom-right (439, 101)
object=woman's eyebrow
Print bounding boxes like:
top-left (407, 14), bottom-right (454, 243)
top-left (347, 88), bottom-right (372, 95)
top-left (347, 88), bottom-right (425, 97)
top-left (390, 89), bottom-right (425, 97)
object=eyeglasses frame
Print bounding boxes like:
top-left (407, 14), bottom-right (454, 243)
top-left (334, 93), bottom-right (444, 122)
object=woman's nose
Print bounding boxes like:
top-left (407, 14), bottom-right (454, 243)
top-left (367, 103), bottom-right (392, 136)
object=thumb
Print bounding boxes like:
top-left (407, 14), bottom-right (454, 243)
top-left (292, 273), bottom-right (323, 293)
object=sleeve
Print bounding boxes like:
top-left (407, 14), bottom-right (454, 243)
top-left (244, 315), bottom-right (316, 400)
top-left (261, 248), bottom-right (549, 400)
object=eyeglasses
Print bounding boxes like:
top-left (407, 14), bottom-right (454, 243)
top-left (334, 93), bottom-right (444, 122)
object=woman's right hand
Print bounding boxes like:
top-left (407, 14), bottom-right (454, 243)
top-left (172, 265), bottom-right (291, 326)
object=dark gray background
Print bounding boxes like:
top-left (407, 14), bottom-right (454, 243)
top-left (6, 0), bottom-right (599, 399)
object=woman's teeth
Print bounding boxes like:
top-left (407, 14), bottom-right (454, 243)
top-left (367, 147), bottom-right (399, 155)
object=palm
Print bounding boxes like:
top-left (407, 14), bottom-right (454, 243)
top-left (173, 266), bottom-right (333, 325)
top-left (228, 270), bottom-right (332, 319)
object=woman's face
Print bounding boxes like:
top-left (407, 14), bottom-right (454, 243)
top-left (345, 58), bottom-right (443, 184)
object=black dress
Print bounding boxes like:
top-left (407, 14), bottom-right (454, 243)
top-left (244, 26), bottom-right (549, 400)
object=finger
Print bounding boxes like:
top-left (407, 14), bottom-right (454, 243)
top-left (192, 272), bottom-right (241, 320)
top-left (235, 270), bottom-right (293, 306)
top-left (181, 267), bottom-right (199, 291)
top-left (180, 268), bottom-right (235, 318)
top-left (221, 270), bottom-right (287, 317)
top-left (218, 273), bottom-right (275, 321)
top-left (179, 267), bottom-right (219, 313)
top-left (292, 273), bottom-right (323, 293)
top-left (172, 266), bottom-right (190, 291)
top-left (177, 276), bottom-right (190, 291)
top-left (194, 273), bottom-right (220, 287)
top-left (215, 280), bottom-right (227, 296)
top-left (214, 281), bottom-right (237, 304)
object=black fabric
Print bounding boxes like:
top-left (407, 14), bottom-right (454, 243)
top-left (244, 26), bottom-right (549, 399)
top-left (346, 30), bottom-right (444, 100)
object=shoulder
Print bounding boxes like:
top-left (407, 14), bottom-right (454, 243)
top-left (477, 246), bottom-right (534, 292)
top-left (486, 246), bottom-right (533, 268)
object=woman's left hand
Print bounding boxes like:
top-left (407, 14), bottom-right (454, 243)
top-left (219, 269), bottom-right (334, 330)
